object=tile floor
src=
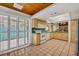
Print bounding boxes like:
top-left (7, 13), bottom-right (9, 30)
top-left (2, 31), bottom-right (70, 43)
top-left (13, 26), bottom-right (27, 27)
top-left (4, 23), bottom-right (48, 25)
top-left (0, 39), bottom-right (76, 56)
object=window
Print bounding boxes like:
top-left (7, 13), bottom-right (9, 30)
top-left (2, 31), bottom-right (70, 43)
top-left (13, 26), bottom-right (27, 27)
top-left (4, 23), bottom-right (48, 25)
top-left (0, 15), bottom-right (29, 52)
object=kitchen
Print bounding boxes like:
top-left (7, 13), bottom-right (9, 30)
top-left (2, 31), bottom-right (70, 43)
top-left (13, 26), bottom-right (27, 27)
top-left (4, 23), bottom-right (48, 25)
top-left (32, 13), bottom-right (72, 45)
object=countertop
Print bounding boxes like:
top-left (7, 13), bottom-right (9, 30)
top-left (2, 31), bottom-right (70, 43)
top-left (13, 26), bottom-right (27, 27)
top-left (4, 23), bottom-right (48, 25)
top-left (32, 31), bottom-right (68, 34)
top-left (45, 31), bottom-right (68, 33)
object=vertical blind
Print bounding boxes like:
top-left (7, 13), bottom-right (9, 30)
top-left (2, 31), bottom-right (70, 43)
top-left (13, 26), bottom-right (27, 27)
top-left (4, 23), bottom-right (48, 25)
top-left (0, 14), bottom-right (29, 51)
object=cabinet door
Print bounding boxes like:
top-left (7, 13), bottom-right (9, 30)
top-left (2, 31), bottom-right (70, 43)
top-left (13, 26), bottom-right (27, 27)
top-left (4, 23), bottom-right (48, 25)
top-left (70, 21), bottom-right (75, 32)
top-left (32, 19), bottom-right (38, 28)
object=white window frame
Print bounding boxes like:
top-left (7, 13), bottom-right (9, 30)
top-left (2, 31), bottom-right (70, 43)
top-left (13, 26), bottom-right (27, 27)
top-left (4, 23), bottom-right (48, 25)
top-left (0, 14), bottom-right (30, 55)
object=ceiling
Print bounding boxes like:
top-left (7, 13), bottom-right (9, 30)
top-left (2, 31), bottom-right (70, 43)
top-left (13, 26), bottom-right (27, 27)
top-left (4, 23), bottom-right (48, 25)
top-left (0, 3), bottom-right (52, 15)
top-left (48, 13), bottom-right (70, 23)
top-left (32, 3), bottom-right (79, 21)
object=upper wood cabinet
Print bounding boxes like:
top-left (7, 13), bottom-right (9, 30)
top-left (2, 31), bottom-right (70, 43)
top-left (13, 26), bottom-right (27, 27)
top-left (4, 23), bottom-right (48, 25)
top-left (70, 20), bottom-right (75, 32)
top-left (32, 18), bottom-right (47, 28)
top-left (70, 20), bottom-right (75, 42)
top-left (32, 19), bottom-right (38, 28)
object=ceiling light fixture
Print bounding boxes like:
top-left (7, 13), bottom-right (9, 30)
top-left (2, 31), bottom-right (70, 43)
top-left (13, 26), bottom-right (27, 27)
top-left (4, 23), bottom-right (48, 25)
top-left (13, 3), bottom-right (23, 10)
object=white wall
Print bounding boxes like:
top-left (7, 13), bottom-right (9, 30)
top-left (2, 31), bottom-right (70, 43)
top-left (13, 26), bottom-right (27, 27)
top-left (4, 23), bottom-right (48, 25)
top-left (28, 18), bottom-right (32, 44)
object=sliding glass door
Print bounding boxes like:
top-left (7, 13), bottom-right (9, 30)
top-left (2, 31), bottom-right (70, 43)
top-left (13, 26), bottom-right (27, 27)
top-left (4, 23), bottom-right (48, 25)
top-left (0, 14), bottom-right (29, 52)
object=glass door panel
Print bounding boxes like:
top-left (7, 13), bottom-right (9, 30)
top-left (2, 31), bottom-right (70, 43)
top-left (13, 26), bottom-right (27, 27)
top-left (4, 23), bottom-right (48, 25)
top-left (19, 19), bottom-right (25, 46)
top-left (10, 32), bottom-right (17, 48)
top-left (19, 32), bottom-right (25, 46)
top-left (0, 33), bottom-right (8, 51)
top-left (10, 17), bottom-right (17, 48)
top-left (0, 15), bottom-right (8, 51)
top-left (24, 20), bottom-right (28, 44)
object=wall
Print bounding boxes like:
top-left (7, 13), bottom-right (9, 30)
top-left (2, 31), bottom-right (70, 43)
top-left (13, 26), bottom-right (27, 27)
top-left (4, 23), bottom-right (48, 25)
top-left (47, 23), bottom-right (52, 32)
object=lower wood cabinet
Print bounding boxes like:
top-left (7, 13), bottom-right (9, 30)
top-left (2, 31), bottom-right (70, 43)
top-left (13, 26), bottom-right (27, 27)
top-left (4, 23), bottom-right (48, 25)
top-left (52, 32), bottom-right (68, 41)
top-left (32, 34), bottom-right (40, 45)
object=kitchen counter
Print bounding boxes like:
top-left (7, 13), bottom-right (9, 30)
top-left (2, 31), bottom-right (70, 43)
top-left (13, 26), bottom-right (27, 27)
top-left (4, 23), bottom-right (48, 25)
top-left (32, 32), bottom-right (48, 45)
top-left (51, 32), bottom-right (68, 41)
top-left (32, 31), bottom-right (68, 45)
top-left (32, 33), bottom-right (40, 45)
top-left (46, 31), bottom-right (68, 33)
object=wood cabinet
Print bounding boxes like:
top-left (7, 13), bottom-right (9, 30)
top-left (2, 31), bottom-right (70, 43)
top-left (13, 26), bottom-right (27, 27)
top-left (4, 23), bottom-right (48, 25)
top-left (52, 32), bottom-right (68, 41)
top-left (71, 32), bottom-right (75, 42)
top-left (32, 34), bottom-right (40, 45)
top-left (32, 19), bottom-right (38, 28)
top-left (47, 33), bottom-right (51, 40)
top-left (70, 20), bottom-right (75, 32)
top-left (50, 33), bottom-right (53, 39)
top-left (32, 18), bottom-right (47, 28)
top-left (70, 20), bottom-right (75, 42)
